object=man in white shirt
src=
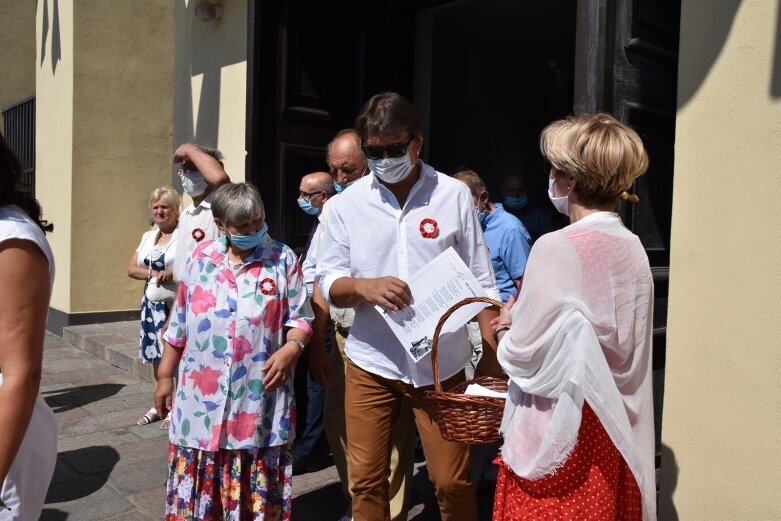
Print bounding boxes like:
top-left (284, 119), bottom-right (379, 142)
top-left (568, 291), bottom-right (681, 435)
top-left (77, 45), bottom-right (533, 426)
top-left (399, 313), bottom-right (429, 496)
top-left (171, 144), bottom-right (231, 282)
top-left (308, 130), bottom-right (414, 521)
top-left (315, 93), bottom-right (501, 521)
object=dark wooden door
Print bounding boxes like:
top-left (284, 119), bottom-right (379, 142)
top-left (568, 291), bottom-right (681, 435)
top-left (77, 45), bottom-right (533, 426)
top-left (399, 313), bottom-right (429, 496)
top-left (574, 0), bottom-right (681, 479)
top-left (246, 0), bottom-right (415, 252)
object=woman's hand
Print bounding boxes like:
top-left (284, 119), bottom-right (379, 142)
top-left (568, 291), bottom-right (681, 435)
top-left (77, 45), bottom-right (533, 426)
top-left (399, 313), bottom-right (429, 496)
top-left (356, 276), bottom-right (412, 311)
top-left (490, 295), bottom-right (516, 331)
top-left (263, 342), bottom-right (301, 391)
top-left (154, 377), bottom-right (175, 420)
top-left (156, 269), bottom-right (174, 285)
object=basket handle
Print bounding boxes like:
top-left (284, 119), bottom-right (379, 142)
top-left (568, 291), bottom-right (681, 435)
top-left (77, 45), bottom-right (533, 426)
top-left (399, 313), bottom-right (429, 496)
top-left (430, 296), bottom-right (503, 393)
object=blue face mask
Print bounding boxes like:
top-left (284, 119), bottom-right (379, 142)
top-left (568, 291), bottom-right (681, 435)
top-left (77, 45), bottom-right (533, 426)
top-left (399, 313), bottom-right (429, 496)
top-left (475, 207), bottom-right (489, 228)
top-left (334, 180), bottom-right (355, 194)
top-left (297, 198), bottom-right (320, 216)
top-left (227, 223), bottom-right (268, 251)
top-left (504, 195), bottom-right (528, 210)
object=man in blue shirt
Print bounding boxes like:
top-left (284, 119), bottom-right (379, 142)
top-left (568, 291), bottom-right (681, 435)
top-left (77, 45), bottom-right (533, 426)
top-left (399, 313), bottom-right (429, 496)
top-left (455, 169), bottom-right (532, 494)
top-left (455, 170), bottom-right (531, 303)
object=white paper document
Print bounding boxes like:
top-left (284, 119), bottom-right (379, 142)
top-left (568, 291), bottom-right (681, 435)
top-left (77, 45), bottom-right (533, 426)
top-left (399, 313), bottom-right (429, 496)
top-left (463, 383), bottom-right (508, 399)
top-left (375, 247), bottom-right (491, 364)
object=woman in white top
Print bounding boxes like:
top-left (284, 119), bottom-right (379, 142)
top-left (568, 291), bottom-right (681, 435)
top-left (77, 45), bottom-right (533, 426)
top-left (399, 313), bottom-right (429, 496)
top-left (492, 113), bottom-right (656, 520)
top-left (0, 133), bottom-right (57, 520)
top-left (127, 186), bottom-right (179, 427)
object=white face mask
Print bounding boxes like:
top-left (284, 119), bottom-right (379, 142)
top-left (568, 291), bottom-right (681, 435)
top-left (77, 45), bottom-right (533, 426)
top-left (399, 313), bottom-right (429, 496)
top-left (368, 151), bottom-right (415, 184)
top-left (548, 177), bottom-right (571, 216)
top-left (180, 169), bottom-right (208, 197)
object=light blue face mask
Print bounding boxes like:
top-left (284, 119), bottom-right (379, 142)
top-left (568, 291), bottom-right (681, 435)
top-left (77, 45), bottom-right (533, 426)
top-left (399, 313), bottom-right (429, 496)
top-left (227, 223), bottom-right (268, 251)
top-left (297, 198), bottom-right (320, 216)
top-left (504, 195), bottom-right (528, 210)
top-left (333, 180), bottom-right (355, 194)
top-left (475, 207), bottom-right (489, 228)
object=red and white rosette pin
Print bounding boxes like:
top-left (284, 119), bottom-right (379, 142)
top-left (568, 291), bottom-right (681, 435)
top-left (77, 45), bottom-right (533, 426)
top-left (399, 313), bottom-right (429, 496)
top-left (419, 218), bottom-right (439, 239)
top-left (259, 278), bottom-right (277, 295)
top-left (192, 228), bottom-right (206, 242)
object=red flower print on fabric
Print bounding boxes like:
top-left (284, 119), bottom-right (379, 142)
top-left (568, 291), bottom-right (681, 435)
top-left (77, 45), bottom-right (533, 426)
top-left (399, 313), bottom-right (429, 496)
top-left (259, 278), bottom-right (277, 295)
top-left (192, 228), bottom-right (206, 242)
top-left (190, 286), bottom-right (217, 315)
top-left (419, 218), bottom-right (439, 239)
top-left (190, 366), bottom-right (221, 395)
top-left (226, 411), bottom-right (260, 441)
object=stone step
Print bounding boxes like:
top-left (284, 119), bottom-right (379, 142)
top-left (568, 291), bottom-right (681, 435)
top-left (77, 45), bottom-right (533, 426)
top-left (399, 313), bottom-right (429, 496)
top-left (61, 320), bottom-right (153, 382)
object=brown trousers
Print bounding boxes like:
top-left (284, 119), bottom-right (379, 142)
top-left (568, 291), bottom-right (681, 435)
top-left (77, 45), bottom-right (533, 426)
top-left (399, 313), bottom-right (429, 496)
top-left (345, 357), bottom-right (478, 521)
top-left (324, 329), bottom-right (415, 521)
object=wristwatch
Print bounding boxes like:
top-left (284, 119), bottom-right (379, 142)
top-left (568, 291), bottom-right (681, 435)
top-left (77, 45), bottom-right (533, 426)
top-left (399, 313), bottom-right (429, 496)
top-left (289, 338), bottom-right (306, 353)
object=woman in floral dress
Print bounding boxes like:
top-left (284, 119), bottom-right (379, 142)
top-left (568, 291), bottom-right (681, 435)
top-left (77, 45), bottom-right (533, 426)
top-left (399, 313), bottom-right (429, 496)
top-left (155, 183), bottom-right (312, 520)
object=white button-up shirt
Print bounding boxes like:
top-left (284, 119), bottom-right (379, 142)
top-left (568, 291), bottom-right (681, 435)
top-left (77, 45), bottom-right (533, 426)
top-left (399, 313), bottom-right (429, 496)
top-left (173, 194), bottom-right (221, 282)
top-left (316, 162), bottom-right (499, 387)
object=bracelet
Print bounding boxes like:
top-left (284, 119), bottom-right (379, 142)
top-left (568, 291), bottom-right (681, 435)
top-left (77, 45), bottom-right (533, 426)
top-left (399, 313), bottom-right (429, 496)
top-left (493, 326), bottom-right (511, 343)
top-left (288, 338), bottom-right (306, 353)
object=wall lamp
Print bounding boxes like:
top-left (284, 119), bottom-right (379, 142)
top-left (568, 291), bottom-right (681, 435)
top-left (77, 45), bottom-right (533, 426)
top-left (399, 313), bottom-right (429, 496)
top-left (195, 2), bottom-right (223, 22)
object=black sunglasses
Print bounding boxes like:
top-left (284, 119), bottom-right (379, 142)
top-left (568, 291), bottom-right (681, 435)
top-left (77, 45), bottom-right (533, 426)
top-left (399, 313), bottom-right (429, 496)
top-left (361, 136), bottom-right (414, 161)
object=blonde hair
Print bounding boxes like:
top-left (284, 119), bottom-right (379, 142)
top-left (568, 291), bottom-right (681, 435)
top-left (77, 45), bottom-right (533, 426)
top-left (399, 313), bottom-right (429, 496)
top-left (149, 186), bottom-right (181, 214)
top-left (540, 113), bottom-right (648, 206)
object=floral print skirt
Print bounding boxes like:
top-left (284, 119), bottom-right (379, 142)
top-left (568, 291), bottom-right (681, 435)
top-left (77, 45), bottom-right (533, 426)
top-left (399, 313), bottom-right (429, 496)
top-left (165, 443), bottom-right (293, 521)
top-left (492, 404), bottom-right (642, 520)
top-left (139, 294), bottom-right (170, 364)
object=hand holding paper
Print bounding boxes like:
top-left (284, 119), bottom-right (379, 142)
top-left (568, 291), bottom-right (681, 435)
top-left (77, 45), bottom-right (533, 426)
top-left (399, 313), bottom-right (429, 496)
top-left (375, 247), bottom-right (491, 363)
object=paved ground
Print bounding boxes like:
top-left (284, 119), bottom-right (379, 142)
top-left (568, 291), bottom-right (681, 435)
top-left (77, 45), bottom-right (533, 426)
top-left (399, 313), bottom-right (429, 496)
top-left (39, 324), bottom-right (494, 520)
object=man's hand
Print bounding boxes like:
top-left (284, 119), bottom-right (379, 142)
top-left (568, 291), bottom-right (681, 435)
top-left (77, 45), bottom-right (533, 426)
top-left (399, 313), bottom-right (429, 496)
top-left (308, 343), bottom-right (332, 387)
top-left (356, 276), bottom-right (412, 311)
top-left (172, 143), bottom-right (196, 164)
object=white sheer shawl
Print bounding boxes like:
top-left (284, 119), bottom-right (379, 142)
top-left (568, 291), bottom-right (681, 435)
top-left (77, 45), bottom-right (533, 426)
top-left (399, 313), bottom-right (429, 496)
top-left (497, 211), bottom-right (656, 520)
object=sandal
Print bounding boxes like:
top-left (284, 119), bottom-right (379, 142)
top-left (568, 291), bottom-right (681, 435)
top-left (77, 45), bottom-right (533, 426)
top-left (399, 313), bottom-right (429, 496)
top-left (159, 412), bottom-right (171, 430)
top-left (136, 408), bottom-right (161, 426)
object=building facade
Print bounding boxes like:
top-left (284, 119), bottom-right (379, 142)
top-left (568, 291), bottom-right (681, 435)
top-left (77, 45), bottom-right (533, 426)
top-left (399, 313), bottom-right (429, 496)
top-left (10, 0), bottom-right (781, 517)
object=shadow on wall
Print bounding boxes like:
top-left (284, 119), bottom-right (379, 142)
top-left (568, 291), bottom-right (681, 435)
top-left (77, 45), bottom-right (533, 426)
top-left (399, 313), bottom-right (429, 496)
top-left (39, 0), bottom-right (62, 74)
top-left (772, 0), bottom-right (781, 97)
top-left (657, 443), bottom-right (679, 520)
top-left (678, 0), bottom-right (781, 107)
top-left (172, 0), bottom-right (246, 185)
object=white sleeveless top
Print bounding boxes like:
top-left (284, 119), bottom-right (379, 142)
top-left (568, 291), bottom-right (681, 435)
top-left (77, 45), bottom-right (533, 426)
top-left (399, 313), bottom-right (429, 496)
top-left (0, 205), bottom-right (55, 288)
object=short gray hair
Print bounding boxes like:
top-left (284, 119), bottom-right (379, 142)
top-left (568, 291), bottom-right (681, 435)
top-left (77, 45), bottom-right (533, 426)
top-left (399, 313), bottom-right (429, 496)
top-left (211, 183), bottom-right (264, 225)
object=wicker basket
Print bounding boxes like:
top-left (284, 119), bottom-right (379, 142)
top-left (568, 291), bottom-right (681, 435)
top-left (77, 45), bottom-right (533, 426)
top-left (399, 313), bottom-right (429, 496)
top-left (423, 296), bottom-right (508, 444)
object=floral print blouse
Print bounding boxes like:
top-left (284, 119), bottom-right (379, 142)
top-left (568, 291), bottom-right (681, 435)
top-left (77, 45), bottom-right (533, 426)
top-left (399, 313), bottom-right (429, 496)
top-left (162, 235), bottom-right (312, 451)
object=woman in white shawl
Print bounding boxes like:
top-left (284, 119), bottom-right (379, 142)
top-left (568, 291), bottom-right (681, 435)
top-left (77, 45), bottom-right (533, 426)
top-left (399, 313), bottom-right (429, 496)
top-left (492, 113), bottom-right (655, 520)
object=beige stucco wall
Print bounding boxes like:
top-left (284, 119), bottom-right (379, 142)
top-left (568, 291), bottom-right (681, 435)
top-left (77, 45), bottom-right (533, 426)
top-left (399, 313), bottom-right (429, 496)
top-left (173, 0), bottom-right (247, 183)
top-left (36, 0), bottom-right (73, 312)
top-left (661, 0), bottom-right (781, 519)
top-left (0, 0), bottom-right (35, 128)
top-left (37, 0), bottom-right (176, 314)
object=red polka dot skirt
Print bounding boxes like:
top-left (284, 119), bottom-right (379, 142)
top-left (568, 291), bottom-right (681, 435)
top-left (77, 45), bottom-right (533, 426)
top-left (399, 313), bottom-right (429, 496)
top-left (493, 403), bottom-right (642, 520)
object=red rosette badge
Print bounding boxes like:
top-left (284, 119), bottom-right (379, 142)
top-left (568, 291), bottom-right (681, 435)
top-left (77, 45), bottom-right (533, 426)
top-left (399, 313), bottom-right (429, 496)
top-left (192, 228), bottom-right (206, 242)
top-left (259, 278), bottom-right (277, 295)
top-left (419, 218), bottom-right (439, 239)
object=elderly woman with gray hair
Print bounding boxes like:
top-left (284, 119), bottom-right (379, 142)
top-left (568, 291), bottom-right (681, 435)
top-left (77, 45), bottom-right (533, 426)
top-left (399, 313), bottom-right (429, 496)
top-left (154, 182), bottom-right (312, 520)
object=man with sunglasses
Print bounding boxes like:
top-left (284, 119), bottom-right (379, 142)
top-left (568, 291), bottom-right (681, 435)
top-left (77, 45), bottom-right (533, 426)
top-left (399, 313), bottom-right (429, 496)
top-left (306, 130), bottom-right (415, 521)
top-left (316, 92), bottom-right (501, 521)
